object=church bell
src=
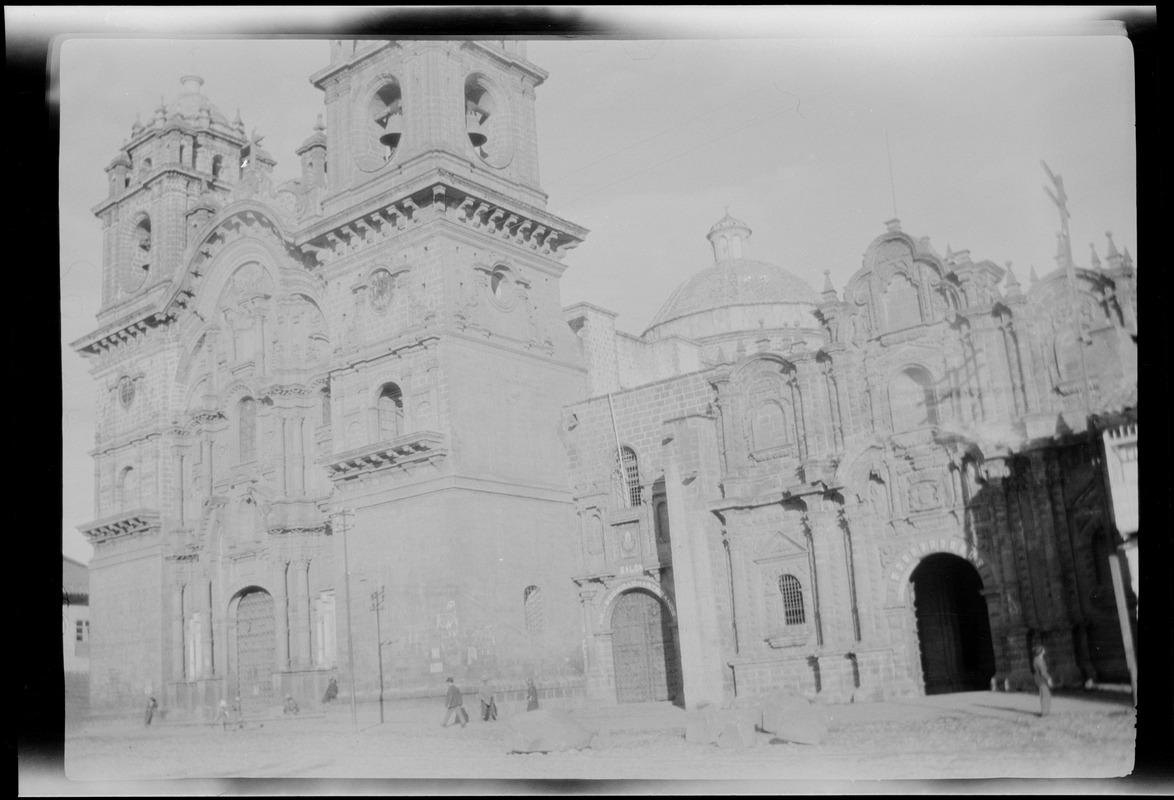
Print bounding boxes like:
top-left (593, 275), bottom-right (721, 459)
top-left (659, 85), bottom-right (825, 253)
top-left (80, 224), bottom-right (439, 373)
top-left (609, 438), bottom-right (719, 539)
top-left (466, 103), bottom-right (488, 148)
top-left (377, 102), bottom-right (402, 150)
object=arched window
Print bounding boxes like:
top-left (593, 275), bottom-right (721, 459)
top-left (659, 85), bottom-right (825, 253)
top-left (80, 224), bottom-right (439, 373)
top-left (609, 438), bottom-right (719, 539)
top-left (882, 272), bottom-right (922, 331)
top-left (118, 466), bottom-right (140, 511)
top-left (378, 383), bottom-right (403, 440)
top-left (779, 574), bottom-right (805, 626)
top-left (523, 585), bottom-right (543, 633)
top-left (179, 144), bottom-right (185, 166)
top-left (655, 501), bottom-right (670, 543)
top-left (211, 154), bottom-right (223, 180)
top-left (238, 397), bottom-right (256, 462)
top-left (614, 446), bottom-right (642, 508)
top-left (888, 367), bottom-right (938, 432)
top-left (752, 401), bottom-right (790, 451)
top-left (320, 386), bottom-right (331, 427)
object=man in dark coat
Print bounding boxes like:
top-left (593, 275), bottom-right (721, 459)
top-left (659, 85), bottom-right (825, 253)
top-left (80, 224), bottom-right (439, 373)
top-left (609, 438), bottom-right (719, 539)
top-left (322, 677), bottom-right (339, 703)
top-left (526, 678), bottom-right (539, 711)
top-left (144, 696), bottom-right (158, 726)
top-left (441, 677), bottom-right (468, 728)
top-left (479, 678), bottom-right (497, 722)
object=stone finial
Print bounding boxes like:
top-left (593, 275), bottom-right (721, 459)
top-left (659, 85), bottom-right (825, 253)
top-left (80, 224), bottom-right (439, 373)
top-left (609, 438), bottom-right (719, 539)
top-left (314, 113), bottom-right (325, 132)
top-left (1123, 247), bottom-right (1133, 270)
top-left (884, 218), bottom-right (901, 233)
top-left (1004, 261), bottom-right (1023, 299)
top-left (945, 244), bottom-right (954, 262)
top-left (1089, 242), bottom-right (1101, 270)
top-left (1029, 265), bottom-right (1039, 284)
top-left (132, 112), bottom-right (143, 134)
top-left (180, 74), bottom-right (205, 93)
top-left (822, 269), bottom-right (836, 294)
top-left (1105, 231), bottom-right (1124, 270)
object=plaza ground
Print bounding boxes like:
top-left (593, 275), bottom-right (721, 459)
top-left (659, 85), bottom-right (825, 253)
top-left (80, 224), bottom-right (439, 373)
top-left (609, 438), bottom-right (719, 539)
top-left (53, 689), bottom-right (1135, 790)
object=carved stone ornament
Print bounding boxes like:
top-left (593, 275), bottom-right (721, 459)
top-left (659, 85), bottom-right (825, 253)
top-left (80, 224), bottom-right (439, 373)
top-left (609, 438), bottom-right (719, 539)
top-left (369, 268), bottom-right (395, 313)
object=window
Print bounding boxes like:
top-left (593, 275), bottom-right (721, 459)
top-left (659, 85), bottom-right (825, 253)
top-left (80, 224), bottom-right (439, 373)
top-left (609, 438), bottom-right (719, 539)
top-left (752, 401), bottom-right (790, 451)
top-left (523, 585), bottom-right (543, 633)
top-left (779, 575), bottom-right (805, 626)
top-left (614, 446), bottom-right (642, 508)
top-left (238, 397), bottom-right (256, 462)
top-left (320, 386), bottom-right (331, 427)
top-left (882, 272), bottom-right (922, 331)
top-left (75, 620), bottom-right (89, 642)
top-left (212, 154), bottom-right (223, 179)
top-left (888, 367), bottom-right (938, 432)
top-left (119, 466), bottom-right (139, 511)
top-left (655, 501), bottom-right (670, 543)
top-left (316, 591), bottom-right (337, 668)
top-left (378, 384), bottom-right (403, 440)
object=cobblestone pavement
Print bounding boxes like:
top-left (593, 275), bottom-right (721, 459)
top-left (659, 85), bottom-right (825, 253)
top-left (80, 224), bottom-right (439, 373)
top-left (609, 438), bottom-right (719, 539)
top-left (53, 690), bottom-right (1135, 791)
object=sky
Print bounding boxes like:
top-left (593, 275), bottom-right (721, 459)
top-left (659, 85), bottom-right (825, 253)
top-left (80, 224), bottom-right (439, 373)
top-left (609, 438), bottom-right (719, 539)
top-left (56, 8), bottom-right (1140, 563)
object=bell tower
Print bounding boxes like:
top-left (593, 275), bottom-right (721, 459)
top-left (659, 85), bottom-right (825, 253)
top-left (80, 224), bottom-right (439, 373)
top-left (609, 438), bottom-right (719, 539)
top-left (311, 40), bottom-right (547, 212)
top-left (91, 75), bottom-right (247, 324)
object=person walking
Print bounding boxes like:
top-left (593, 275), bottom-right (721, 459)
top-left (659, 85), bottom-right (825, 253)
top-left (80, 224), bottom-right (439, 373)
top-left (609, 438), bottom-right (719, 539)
top-left (479, 678), bottom-right (497, 722)
top-left (526, 678), bottom-right (539, 712)
top-left (214, 699), bottom-right (231, 731)
top-left (322, 677), bottom-right (339, 703)
top-left (441, 677), bottom-right (468, 728)
top-left (143, 696), bottom-right (158, 727)
top-left (1032, 643), bottom-right (1054, 717)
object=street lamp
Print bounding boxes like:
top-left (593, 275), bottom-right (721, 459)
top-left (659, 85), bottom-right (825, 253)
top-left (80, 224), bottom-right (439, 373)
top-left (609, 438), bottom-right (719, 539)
top-left (334, 508), bottom-right (358, 732)
top-left (371, 586), bottom-right (386, 724)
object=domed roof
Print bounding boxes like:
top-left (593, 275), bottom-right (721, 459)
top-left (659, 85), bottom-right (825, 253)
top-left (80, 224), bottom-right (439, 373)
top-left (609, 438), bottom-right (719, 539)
top-left (646, 258), bottom-right (820, 331)
top-left (645, 213), bottom-right (819, 334)
top-left (163, 75), bottom-right (231, 128)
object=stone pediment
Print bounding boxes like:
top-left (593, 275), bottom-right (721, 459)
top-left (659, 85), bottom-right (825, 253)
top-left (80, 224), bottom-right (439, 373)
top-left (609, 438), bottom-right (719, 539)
top-left (753, 530), bottom-right (807, 563)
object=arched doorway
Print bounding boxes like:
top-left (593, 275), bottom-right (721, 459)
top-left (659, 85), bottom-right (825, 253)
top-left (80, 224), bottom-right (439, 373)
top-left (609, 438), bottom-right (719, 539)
top-left (611, 590), bottom-right (682, 705)
top-left (234, 588), bottom-right (275, 713)
top-left (911, 554), bottom-right (996, 694)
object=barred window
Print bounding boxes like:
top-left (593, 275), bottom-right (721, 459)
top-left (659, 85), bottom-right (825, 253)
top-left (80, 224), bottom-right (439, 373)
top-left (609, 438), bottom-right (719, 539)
top-left (320, 386), bottom-right (332, 427)
top-left (615, 446), bottom-right (642, 507)
top-left (523, 585), bottom-right (544, 633)
top-left (779, 574), bottom-right (805, 626)
top-left (75, 620), bottom-right (89, 642)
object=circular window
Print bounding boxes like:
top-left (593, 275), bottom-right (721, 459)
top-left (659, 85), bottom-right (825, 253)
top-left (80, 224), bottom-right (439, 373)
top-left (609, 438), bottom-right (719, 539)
top-left (369, 268), bottom-right (395, 313)
top-left (488, 267), bottom-right (517, 311)
top-left (464, 74), bottom-right (513, 169)
top-left (355, 79), bottom-right (403, 173)
top-left (119, 376), bottom-right (136, 408)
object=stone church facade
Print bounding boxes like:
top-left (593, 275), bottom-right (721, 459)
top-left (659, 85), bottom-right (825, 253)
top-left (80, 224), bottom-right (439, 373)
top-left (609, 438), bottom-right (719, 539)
top-left (75, 40), bottom-right (1137, 717)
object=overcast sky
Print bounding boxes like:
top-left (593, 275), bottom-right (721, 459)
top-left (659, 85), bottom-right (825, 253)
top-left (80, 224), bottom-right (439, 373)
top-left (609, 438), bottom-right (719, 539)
top-left (57, 9), bottom-right (1139, 563)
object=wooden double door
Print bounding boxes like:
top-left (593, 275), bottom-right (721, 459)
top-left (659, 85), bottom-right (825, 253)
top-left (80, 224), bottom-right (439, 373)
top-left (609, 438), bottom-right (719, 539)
top-left (611, 591), bottom-right (682, 704)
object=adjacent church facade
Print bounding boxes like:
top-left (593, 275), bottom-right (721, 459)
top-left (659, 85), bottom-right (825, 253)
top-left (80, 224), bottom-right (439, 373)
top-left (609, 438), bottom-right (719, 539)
top-left (74, 40), bottom-right (1138, 718)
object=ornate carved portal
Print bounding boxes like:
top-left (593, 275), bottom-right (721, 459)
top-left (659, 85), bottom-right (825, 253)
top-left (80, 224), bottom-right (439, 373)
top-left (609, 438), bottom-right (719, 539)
top-left (610, 591), bottom-right (682, 704)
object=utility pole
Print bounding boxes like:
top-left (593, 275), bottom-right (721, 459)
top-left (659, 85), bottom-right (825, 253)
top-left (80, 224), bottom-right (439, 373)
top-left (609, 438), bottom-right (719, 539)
top-left (370, 586), bottom-right (386, 725)
top-left (336, 508), bottom-right (358, 732)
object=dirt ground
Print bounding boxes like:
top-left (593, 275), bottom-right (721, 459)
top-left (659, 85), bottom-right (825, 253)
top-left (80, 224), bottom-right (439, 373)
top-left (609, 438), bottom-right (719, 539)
top-left (46, 689), bottom-right (1135, 793)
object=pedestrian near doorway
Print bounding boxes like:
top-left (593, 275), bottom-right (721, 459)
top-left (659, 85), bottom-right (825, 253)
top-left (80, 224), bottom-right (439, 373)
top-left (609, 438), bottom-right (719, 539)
top-left (1032, 644), bottom-right (1053, 717)
top-left (479, 678), bottom-right (497, 722)
top-left (441, 677), bottom-right (468, 728)
top-left (526, 678), bottom-right (539, 711)
top-left (214, 699), bottom-right (230, 731)
top-left (322, 677), bottom-right (338, 703)
top-left (143, 696), bottom-right (158, 726)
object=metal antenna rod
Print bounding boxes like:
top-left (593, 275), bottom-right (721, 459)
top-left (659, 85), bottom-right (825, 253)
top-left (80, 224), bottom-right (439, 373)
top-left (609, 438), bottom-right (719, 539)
top-left (886, 130), bottom-right (898, 219)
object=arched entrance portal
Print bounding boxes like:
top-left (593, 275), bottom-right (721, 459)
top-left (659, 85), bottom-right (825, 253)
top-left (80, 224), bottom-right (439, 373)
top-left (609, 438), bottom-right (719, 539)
top-left (234, 588), bottom-right (275, 713)
top-left (911, 554), bottom-right (996, 694)
top-left (611, 590), bottom-right (682, 705)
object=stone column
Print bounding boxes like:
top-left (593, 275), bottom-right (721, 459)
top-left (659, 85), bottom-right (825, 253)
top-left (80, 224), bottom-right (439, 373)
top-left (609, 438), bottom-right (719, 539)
top-left (274, 559), bottom-right (290, 670)
top-left (300, 558), bottom-right (314, 665)
top-left (275, 415), bottom-right (287, 497)
top-left (662, 411), bottom-right (727, 709)
top-left (297, 414), bottom-right (310, 497)
top-left (172, 581), bottom-right (185, 680)
top-left (200, 580), bottom-right (214, 677)
top-left (723, 524), bottom-right (752, 655)
top-left (202, 436), bottom-right (214, 497)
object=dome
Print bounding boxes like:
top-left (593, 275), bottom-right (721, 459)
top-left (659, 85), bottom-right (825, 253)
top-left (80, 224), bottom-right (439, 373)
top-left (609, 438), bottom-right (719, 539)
top-left (644, 213), bottom-right (820, 339)
top-left (646, 258), bottom-right (820, 331)
top-left (163, 75), bottom-right (231, 128)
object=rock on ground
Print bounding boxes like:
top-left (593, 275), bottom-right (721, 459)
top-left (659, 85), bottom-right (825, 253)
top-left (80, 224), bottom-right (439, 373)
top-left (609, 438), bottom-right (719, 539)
top-left (760, 692), bottom-right (829, 745)
top-left (507, 709), bottom-right (594, 753)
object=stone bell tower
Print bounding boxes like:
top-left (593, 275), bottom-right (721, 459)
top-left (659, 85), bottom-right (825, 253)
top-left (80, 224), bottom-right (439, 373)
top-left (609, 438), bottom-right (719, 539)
top-left (302, 40), bottom-right (592, 692)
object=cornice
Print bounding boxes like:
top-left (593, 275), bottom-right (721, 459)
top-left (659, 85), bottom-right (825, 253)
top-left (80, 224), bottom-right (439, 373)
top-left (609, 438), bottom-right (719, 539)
top-left (325, 430), bottom-right (447, 481)
top-left (79, 508), bottom-right (162, 545)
